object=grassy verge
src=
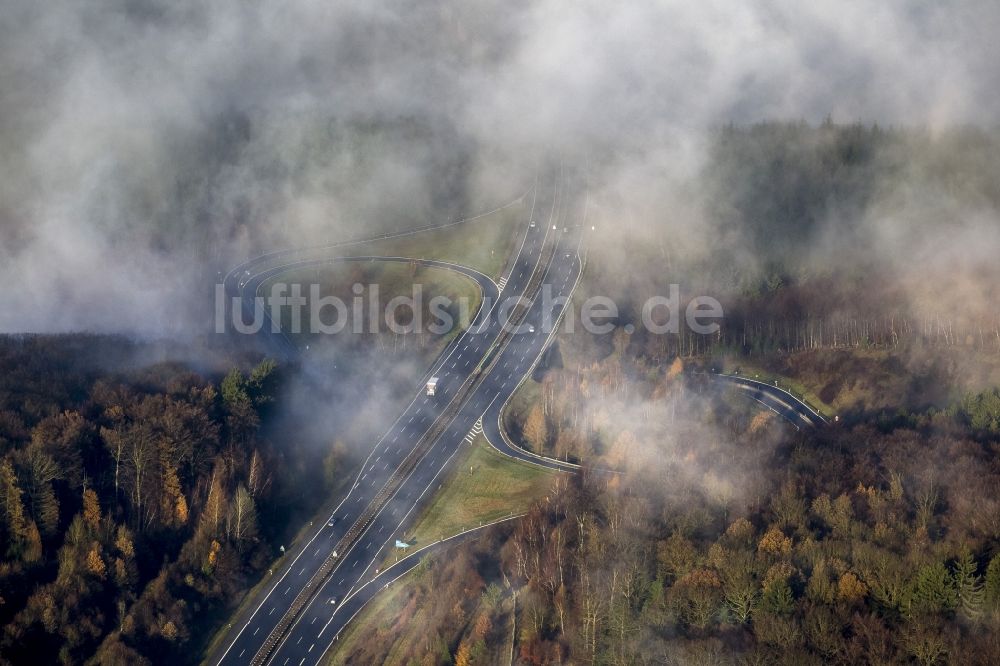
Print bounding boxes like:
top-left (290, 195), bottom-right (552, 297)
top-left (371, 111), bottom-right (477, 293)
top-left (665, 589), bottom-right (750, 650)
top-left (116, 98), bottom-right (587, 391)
top-left (325, 551), bottom-right (517, 666)
top-left (323, 565), bottom-right (422, 666)
top-left (334, 203), bottom-right (523, 278)
top-left (329, 433), bottom-right (550, 664)
top-left (405, 434), bottom-right (554, 546)
top-left (208, 205), bottom-right (524, 661)
top-left (372, 433), bottom-right (554, 575)
top-left (262, 261), bottom-right (482, 365)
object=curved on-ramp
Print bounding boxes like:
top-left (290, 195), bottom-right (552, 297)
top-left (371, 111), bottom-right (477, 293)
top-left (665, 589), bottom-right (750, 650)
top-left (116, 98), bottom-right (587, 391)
top-left (708, 373), bottom-right (829, 430)
top-left (213, 187), bottom-right (825, 665)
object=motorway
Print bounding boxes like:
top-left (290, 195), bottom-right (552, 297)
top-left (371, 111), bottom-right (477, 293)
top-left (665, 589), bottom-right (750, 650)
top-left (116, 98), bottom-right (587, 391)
top-left (212, 170), bottom-right (588, 666)
top-left (212, 168), bottom-right (825, 666)
top-left (710, 374), bottom-right (829, 430)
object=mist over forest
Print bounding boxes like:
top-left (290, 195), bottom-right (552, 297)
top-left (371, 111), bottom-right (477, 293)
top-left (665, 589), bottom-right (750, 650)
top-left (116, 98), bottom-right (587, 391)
top-left (2, 0), bottom-right (999, 335)
top-left (3, 2), bottom-right (1000, 665)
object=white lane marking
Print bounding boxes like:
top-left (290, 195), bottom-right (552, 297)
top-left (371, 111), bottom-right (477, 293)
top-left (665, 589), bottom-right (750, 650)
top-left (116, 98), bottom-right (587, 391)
top-left (219, 211), bottom-right (517, 663)
top-left (253, 626), bottom-right (260, 636)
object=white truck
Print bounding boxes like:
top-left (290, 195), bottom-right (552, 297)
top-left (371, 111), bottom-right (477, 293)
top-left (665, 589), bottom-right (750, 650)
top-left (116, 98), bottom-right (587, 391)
top-left (426, 377), bottom-right (439, 396)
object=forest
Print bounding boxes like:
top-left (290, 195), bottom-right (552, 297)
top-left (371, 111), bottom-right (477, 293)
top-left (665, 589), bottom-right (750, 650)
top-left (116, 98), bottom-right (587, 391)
top-left (326, 349), bottom-right (1000, 664)
top-left (0, 335), bottom-right (339, 664)
top-left (507, 365), bottom-right (1000, 664)
top-left (3, 122), bottom-right (1000, 664)
top-left (587, 122), bottom-right (1000, 361)
top-left (339, 122), bottom-right (1000, 665)
top-left (351, 337), bottom-right (1000, 664)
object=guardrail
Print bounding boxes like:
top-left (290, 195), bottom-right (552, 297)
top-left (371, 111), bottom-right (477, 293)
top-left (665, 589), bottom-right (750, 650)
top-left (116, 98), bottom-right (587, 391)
top-left (249, 221), bottom-right (559, 665)
top-left (712, 373), bottom-right (830, 424)
top-left (251, 364), bottom-right (483, 664)
top-left (225, 193), bottom-right (528, 289)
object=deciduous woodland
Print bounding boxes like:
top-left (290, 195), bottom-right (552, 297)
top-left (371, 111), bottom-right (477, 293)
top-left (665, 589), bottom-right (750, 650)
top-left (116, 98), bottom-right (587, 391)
top-left (355, 349), bottom-right (1000, 664)
top-left (0, 335), bottom-right (335, 664)
top-left (333, 123), bottom-right (1000, 664)
top-left (2, 123), bottom-right (1000, 664)
top-left (590, 123), bottom-right (1000, 360)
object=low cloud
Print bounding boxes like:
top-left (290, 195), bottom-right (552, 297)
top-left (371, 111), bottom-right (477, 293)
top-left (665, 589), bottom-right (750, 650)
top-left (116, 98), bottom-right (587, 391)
top-left (1, 0), bottom-right (998, 334)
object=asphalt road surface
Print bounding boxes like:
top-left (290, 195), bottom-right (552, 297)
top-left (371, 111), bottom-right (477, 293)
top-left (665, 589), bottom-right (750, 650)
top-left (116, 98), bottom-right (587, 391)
top-left (212, 169), bottom-right (589, 666)
top-left (710, 374), bottom-right (829, 429)
top-left (212, 168), bottom-right (824, 666)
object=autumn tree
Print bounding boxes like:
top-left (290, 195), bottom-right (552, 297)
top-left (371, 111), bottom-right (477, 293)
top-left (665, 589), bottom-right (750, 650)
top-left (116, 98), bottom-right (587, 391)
top-left (87, 542), bottom-right (107, 579)
top-left (523, 404), bottom-right (548, 453)
top-left (0, 457), bottom-right (26, 534)
top-left (19, 444), bottom-right (61, 536)
top-left (837, 572), bottom-right (868, 605)
top-left (82, 488), bottom-right (101, 530)
top-left (757, 527), bottom-right (792, 558)
top-left (227, 484), bottom-right (258, 547)
top-left (30, 410), bottom-right (89, 490)
top-left (672, 568), bottom-right (723, 629)
top-left (0, 457), bottom-right (33, 560)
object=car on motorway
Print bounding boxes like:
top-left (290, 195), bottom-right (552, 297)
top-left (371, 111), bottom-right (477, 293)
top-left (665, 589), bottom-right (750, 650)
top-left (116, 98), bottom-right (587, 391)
top-left (529, 220), bottom-right (536, 228)
top-left (329, 597), bottom-right (337, 605)
top-left (527, 324), bottom-right (535, 333)
top-left (327, 518), bottom-right (335, 527)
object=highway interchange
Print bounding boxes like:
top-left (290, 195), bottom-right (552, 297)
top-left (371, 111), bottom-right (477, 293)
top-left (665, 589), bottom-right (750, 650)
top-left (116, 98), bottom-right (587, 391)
top-left (212, 170), bottom-right (823, 666)
top-left (214, 171), bottom-right (585, 666)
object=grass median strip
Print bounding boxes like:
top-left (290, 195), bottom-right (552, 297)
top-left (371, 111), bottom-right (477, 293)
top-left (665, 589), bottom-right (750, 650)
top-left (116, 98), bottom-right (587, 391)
top-left (374, 433), bottom-right (554, 572)
top-left (332, 434), bottom-right (554, 663)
